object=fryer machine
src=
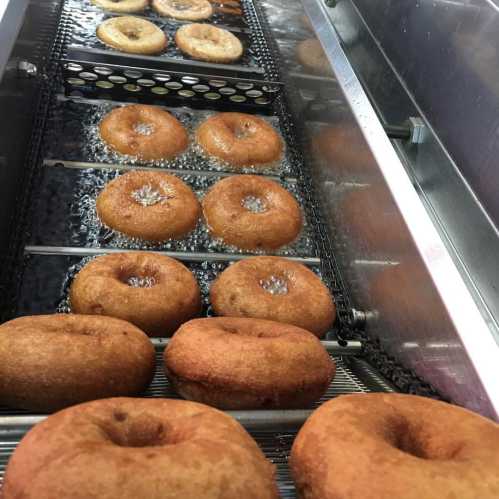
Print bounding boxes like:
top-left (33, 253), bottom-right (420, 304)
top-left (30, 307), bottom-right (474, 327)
top-left (1, 0), bottom-right (499, 495)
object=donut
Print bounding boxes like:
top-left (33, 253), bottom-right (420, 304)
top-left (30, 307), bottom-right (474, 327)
top-left (175, 24), bottom-right (243, 63)
top-left (96, 171), bottom-right (200, 241)
top-left (296, 39), bottom-right (332, 75)
top-left (70, 252), bottom-right (202, 336)
top-left (152, 0), bottom-right (213, 20)
top-left (97, 16), bottom-right (167, 55)
top-left (290, 393), bottom-right (499, 499)
top-left (3, 398), bottom-right (280, 499)
top-left (164, 317), bottom-right (335, 409)
top-left (196, 113), bottom-right (283, 167)
top-left (210, 256), bottom-right (336, 337)
top-left (202, 175), bottom-right (302, 250)
top-left (91, 0), bottom-right (148, 13)
top-left (100, 105), bottom-right (188, 160)
top-left (0, 315), bottom-right (154, 412)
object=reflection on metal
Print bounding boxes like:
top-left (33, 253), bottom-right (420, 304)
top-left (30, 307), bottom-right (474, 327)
top-left (17, 60), bottom-right (37, 78)
top-left (300, 0), bottom-right (499, 418)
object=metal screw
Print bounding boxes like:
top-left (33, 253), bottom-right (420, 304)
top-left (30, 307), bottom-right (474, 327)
top-left (17, 60), bottom-right (38, 78)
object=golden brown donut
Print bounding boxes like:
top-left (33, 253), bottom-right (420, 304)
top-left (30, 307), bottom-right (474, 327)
top-left (202, 175), bottom-right (302, 250)
top-left (196, 113), bottom-right (283, 167)
top-left (175, 24), bottom-right (243, 63)
top-left (210, 256), bottom-right (335, 337)
top-left (0, 315), bottom-right (154, 412)
top-left (96, 171), bottom-right (200, 241)
top-left (92, 0), bottom-right (148, 13)
top-left (296, 38), bottom-right (332, 75)
top-left (100, 105), bottom-right (188, 160)
top-left (164, 317), bottom-right (335, 409)
top-left (3, 398), bottom-right (280, 499)
top-left (152, 0), bottom-right (213, 20)
top-left (70, 252), bottom-right (202, 337)
top-left (291, 393), bottom-right (499, 499)
top-left (97, 16), bottom-right (168, 55)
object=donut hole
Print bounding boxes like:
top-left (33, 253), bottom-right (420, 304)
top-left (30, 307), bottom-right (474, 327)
top-left (130, 183), bottom-right (174, 207)
top-left (133, 122), bottom-right (155, 136)
top-left (241, 194), bottom-right (268, 214)
top-left (119, 266), bottom-right (159, 288)
top-left (389, 419), bottom-right (463, 460)
top-left (122, 28), bottom-right (141, 41)
top-left (104, 420), bottom-right (168, 448)
top-left (232, 121), bottom-right (256, 140)
top-left (172, 0), bottom-right (196, 10)
top-left (259, 275), bottom-right (289, 295)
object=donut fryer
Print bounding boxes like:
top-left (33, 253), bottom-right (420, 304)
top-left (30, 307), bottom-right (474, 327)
top-left (0, 0), bottom-right (499, 496)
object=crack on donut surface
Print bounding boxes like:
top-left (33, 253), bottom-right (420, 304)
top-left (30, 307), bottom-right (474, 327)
top-left (259, 275), bottom-right (288, 295)
top-left (241, 195), bottom-right (267, 213)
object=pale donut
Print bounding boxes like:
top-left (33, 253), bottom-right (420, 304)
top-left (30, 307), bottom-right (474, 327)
top-left (152, 0), bottom-right (213, 21)
top-left (296, 38), bottom-right (332, 75)
top-left (175, 24), bottom-right (243, 63)
top-left (92, 0), bottom-right (148, 13)
top-left (97, 16), bottom-right (168, 55)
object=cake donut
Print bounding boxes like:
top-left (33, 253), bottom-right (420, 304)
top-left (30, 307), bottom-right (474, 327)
top-left (3, 398), bottom-right (280, 499)
top-left (152, 0), bottom-right (213, 20)
top-left (202, 175), bottom-right (302, 250)
top-left (70, 252), bottom-right (202, 336)
top-left (196, 113), bottom-right (283, 167)
top-left (100, 105), bottom-right (188, 160)
top-left (97, 16), bottom-right (167, 55)
top-left (164, 317), bottom-right (335, 409)
top-left (96, 171), bottom-right (200, 241)
top-left (175, 24), bottom-right (243, 63)
top-left (0, 314), bottom-right (154, 412)
top-left (92, 0), bottom-right (148, 13)
top-left (291, 393), bottom-right (499, 499)
top-left (210, 256), bottom-right (335, 337)
top-left (296, 38), bottom-right (332, 75)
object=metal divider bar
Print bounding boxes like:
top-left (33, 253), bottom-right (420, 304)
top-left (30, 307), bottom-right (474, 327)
top-left (24, 245), bottom-right (322, 265)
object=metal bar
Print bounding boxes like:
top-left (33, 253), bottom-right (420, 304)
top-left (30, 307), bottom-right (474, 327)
top-left (43, 159), bottom-right (298, 184)
top-left (24, 245), bottom-right (322, 265)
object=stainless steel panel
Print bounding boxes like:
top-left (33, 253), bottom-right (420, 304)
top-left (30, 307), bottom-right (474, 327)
top-left (262, 0), bottom-right (499, 417)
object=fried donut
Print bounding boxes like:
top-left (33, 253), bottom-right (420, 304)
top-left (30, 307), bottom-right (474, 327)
top-left (210, 256), bottom-right (335, 337)
top-left (165, 317), bottom-right (335, 409)
top-left (196, 113), bottom-right (283, 167)
top-left (96, 171), bottom-right (200, 241)
top-left (0, 315), bottom-right (154, 412)
top-left (97, 16), bottom-right (167, 55)
top-left (152, 0), bottom-right (213, 20)
top-left (296, 38), bottom-right (332, 75)
top-left (100, 105), bottom-right (188, 160)
top-left (92, 0), bottom-right (148, 13)
top-left (291, 393), bottom-right (499, 499)
top-left (70, 252), bottom-right (202, 336)
top-left (202, 175), bottom-right (302, 250)
top-left (175, 24), bottom-right (243, 63)
top-left (3, 398), bottom-right (280, 499)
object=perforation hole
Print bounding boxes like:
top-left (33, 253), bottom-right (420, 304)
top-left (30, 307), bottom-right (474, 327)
top-left (96, 81), bottom-right (114, 89)
top-left (230, 95), bottom-right (247, 102)
top-left (67, 78), bottom-right (85, 86)
top-left (219, 87), bottom-right (236, 95)
top-left (137, 79), bottom-right (155, 87)
top-left (246, 89), bottom-right (263, 98)
top-left (209, 79), bottom-right (226, 88)
top-left (178, 89), bottom-right (195, 97)
top-left (204, 92), bottom-right (222, 100)
top-left (263, 85), bottom-right (280, 93)
top-left (79, 72), bottom-right (98, 81)
top-left (181, 76), bottom-right (199, 85)
top-left (153, 73), bottom-right (171, 82)
top-left (151, 87), bottom-right (169, 95)
top-left (66, 63), bottom-right (83, 72)
top-left (236, 82), bottom-right (254, 90)
top-left (124, 70), bottom-right (143, 79)
top-left (124, 84), bottom-right (141, 92)
top-left (94, 66), bottom-right (113, 76)
top-left (165, 82), bottom-right (183, 90)
top-left (255, 97), bottom-right (271, 105)
top-left (109, 75), bottom-right (127, 84)
top-left (192, 84), bottom-right (210, 93)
